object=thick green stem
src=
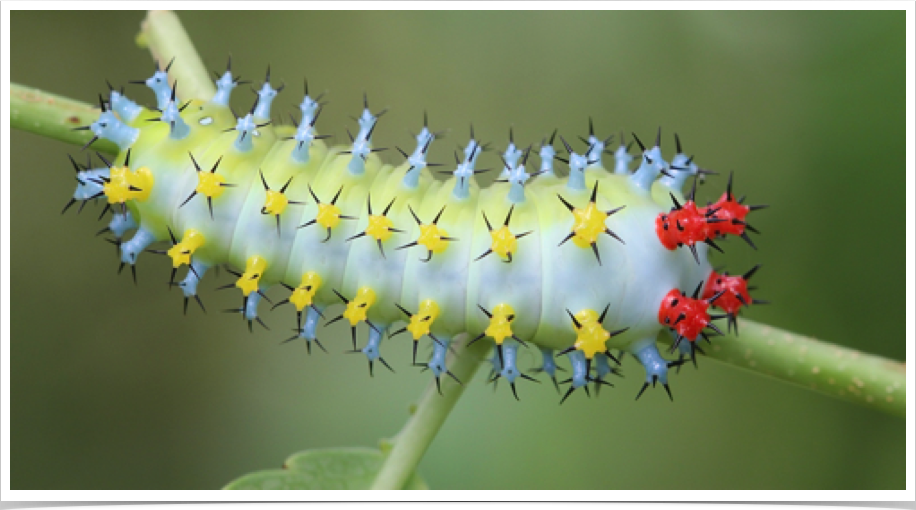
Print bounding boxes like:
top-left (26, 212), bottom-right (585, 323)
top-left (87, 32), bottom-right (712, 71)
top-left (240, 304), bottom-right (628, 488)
top-left (370, 335), bottom-right (492, 490)
top-left (137, 10), bottom-right (215, 101)
top-left (10, 83), bottom-right (119, 155)
top-left (664, 319), bottom-right (905, 418)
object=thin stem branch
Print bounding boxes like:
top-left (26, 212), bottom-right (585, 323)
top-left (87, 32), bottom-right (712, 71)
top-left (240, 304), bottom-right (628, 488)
top-left (664, 319), bottom-right (905, 418)
top-left (137, 10), bottom-right (215, 101)
top-left (10, 83), bottom-right (119, 155)
top-left (370, 335), bottom-right (492, 490)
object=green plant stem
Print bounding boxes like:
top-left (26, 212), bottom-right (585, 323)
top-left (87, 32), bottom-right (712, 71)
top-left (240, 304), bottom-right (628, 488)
top-left (10, 83), bottom-right (119, 155)
top-left (663, 319), bottom-right (905, 418)
top-left (370, 334), bottom-right (492, 490)
top-left (137, 10), bottom-right (215, 101)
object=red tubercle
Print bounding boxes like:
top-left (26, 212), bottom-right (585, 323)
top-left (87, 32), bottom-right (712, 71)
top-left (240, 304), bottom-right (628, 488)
top-left (702, 269), bottom-right (752, 316)
top-left (655, 201), bottom-right (716, 251)
top-left (700, 192), bottom-right (750, 237)
top-left (655, 173), bottom-right (765, 253)
top-left (657, 288), bottom-right (714, 342)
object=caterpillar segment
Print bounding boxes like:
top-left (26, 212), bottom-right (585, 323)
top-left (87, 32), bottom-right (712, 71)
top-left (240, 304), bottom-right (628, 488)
top-left (66, 59), bottom-right (766, 403)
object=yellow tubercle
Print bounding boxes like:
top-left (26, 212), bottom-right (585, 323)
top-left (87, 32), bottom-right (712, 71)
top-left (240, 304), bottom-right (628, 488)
top-left (166, 229), bottom-right (205, 268)
top-left (103, 165), bottom-right (153, 204)
top-left (316, 203), bottom-right (342, 229)
top-left (571, 308), bottom-right (611, 359)
top-left (417, 224), bottom-right (450, 254)
top-left (407, 299), bottom-right (440, 341)
top-left (263, 189), bottom-right (289, 216)
top-left (365, 214), bottom-right (394, 242)
top-left (485, 303), bottom-right (516, 345)
top-left (130, 167), bottom-right (154, 202)
top-left (196, 171), bottom-right (226, 198)
top-left (289, 271), bottom-right (322, 311)
top-left (490, 226), bottom-right (518, 259)
top-left (343, 287), bottom-right (377, 326)
top-left (571, 202), bottom-right (608, 248)
top-left (236, 255), bottom-right (268, 296)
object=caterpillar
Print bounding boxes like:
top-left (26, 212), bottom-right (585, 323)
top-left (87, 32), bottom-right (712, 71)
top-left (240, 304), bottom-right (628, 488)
top-left (63, 57), bottom-right (767, 404)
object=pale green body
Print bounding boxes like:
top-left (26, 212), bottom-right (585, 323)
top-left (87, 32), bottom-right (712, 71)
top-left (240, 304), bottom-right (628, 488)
top-left (119, 100), bottom-right (710, 355)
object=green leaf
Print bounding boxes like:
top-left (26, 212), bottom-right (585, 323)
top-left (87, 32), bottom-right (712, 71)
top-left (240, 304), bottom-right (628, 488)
top-left (223, 447), bottom-right (428, 490)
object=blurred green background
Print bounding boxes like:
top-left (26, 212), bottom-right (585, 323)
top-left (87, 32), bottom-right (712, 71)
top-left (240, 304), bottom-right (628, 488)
top-left (10, 10), bottom-right (905, 490)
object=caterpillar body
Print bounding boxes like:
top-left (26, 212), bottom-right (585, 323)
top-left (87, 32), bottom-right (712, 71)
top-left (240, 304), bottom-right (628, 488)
top-left (67, 60), bottom-right (766, 403)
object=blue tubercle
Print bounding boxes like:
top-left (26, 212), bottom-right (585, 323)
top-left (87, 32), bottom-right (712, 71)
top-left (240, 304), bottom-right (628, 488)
top-left (506, 153), bottom-right (531, 204)
top-left (492, 340), bottom-right (533, 399)
top-left (120, 227), bottom-right (156, 266)
top-left (451, 138), bottom-right (481, 200)
top-left (346, 102), bottom-right (380, 176)
top-left (298, 90), bottom-right (321, 128)
top-left (346, 137), bottom-right (372, 176)
top-left (659, 136), bottom-right (712, 193)
top-left (142, 65), bottom-right (174, 111)
top-left (613, 132), bottom-right (634, 175)
top-left (73, 166), bottom-right (109, 201)
top-left (233, 114), bottom-right (257, 152)
top-left (360, 324), bottom-right (392, 376)
top-left (90, 110), bottom-right (139, 151)
top-left (629, 130), bottom-right (673, 192)
top-left (160, 90), bottom-right (190, 140)
top-left (427, 337), bottom-right (450, 378)
top-left (290, 108), bottom-right (321, 164)
top-left (558, 136), bottom-right (588, 191)
top-left (244, 291), bottom-right (262, 322)
top-left (107, 211), bottom-right (137, 238)
top-left (292, 306), bottom-right (326, 354)
top-left (497, 340), bottom-right (521, 384)
top-left (210, 70), bottom-right (238, 107)
top-left (534, 347), bottom-right (559, 385)
top-left (354, 103), bottom-right (379, 143)
top-left (538, 137), bottom-right (556, 178)
top-left (401, 123), bottom-right (435, 189)
top-left (591, 353), bottom-right (621, 394)
top-left (177, 260), bottom-right (209, 298)
top-left (500, 132), bottom-right (523, 178)
top-left (567, 350), bottom-right (589, 389)
top-left (177, 260), bottom-right (209, 314)
top-left (252, 81), bottom-right (280, 121)
top-left (630, 337), bottom-right (673, 400)
top-left (108, 89), bottom-right (141, 123)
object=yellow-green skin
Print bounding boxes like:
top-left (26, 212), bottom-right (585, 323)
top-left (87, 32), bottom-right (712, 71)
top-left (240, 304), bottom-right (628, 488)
top-left (116, 99), bottom-right (711, 358)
